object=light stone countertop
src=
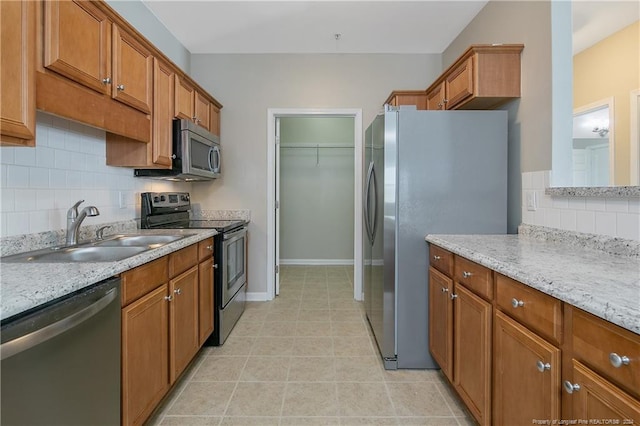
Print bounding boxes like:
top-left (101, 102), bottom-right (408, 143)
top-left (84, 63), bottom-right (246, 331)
top-left (0, 229), bottom-right (217, 321)
top-left (425, 234), bottom-right (640, 335)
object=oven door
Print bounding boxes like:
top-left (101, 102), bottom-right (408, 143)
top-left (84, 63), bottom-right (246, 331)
top-left (221, 227), bottom-right (247, 307)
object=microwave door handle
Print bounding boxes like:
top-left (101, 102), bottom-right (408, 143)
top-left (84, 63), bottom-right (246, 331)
top-left (208, 147), bottom-right (214, 171)
top-left (213, 146), bottom-right (221, 173)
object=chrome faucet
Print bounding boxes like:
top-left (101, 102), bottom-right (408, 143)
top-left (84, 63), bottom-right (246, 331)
top-left (66, 200), bottom-right (100, 245)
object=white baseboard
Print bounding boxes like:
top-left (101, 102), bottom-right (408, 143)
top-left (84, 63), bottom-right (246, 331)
top-left (280, 259), bottom-right (354, 266)
top-left (246, 292), bottom-right (270, 301)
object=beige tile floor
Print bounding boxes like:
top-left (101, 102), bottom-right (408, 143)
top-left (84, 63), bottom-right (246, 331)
top-left (148, 266), bottom-right (474, 426)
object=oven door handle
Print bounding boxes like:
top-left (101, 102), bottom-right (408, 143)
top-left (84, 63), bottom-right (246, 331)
top-left (223, 227), bottom-right (247, 241)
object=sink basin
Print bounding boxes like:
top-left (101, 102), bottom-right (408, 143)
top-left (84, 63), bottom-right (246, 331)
top-left (2, 246), bottom-right (148, 263)
top-left (94, 234), bottom-right (186, 248)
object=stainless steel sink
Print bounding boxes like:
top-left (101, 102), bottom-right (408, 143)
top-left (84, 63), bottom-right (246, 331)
top-left (1, 246), bottom-right (149, 263)
top-left (93, 234), bottom-right (186, 247)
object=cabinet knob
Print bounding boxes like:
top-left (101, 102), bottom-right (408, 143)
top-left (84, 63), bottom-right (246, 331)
top-left (102, 77), bottom-right (111, 84)
top-left (511, 298), bottom-right (524, 308)
top-left (207, 245), bottom-right (213, 251)
top-left (609, 353), bottom-right (630, 368)
top-left (536, 360), bottom-right (551, 372)
top-left (213, 263), bottom-right (218, 269)
top-left (563, 380), bottom-right (580, 394)
top-left (441, 287), bottom-right (449, 293)
top-left (462, 271), bottom-right (473, 278)
top-left (433, 255), bottom-right (441, 260)
top-left (174, 288), bottom-right (181, 295)
top-left (171, 154), bottom-right (177, 160)
top-left (443, 99), bottom-right (449, 104)
top-left (164, 295), bottom-right (173, 302)
top-left (116, 84), bottom-right (125, 91)
top-left (450, 293), bottom-right (458, 300)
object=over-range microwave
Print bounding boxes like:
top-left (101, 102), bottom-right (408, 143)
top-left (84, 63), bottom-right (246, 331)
top-left (134, 119), bottom-right (221, 181)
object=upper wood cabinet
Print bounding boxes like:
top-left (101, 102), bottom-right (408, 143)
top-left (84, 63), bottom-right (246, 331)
top-left (174, 75), bottom-right (221, 136)
top-left (44, 0), bottom-right (112, 95)
top-left (426, 44), bottom-right (524, 110)
top-left (384, 91), bottom-right (427, 110)
top-left (112, 24), bottom-right (153, 114)
top-left (0, 1), bottom-right (36, 146)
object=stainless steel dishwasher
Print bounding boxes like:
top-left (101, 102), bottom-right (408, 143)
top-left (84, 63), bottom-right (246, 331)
top-left (1, 277), bottom-right (121, 425)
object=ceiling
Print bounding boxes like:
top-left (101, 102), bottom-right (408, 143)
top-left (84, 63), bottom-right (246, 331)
top-left (141, 1), bottom-right (488, 54)
top-left (141, 1), bottom-right (638, 55)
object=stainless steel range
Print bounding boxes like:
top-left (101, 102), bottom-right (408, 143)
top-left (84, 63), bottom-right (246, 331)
top-left (140, 192), bottom-right (247, 345)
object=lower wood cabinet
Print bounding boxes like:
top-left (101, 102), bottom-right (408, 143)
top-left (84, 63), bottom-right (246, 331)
top-left (169, 266), bottom-right (200, 383)
top-left (428, 266), bottom-right (453, 380)
top-left (453, 283), bottom-right (492, 425)
top-left (121, 284), bottom-right (170, 426)
top-left (565, 360), bottom-right (640, 423)
top-left (121, 239), bottom-right (215, 426)
top-left (493, 310), bottom-right (561, 425)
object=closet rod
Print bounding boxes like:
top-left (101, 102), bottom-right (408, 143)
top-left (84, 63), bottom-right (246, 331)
top-left (280, 143), bottom-right (354, 149)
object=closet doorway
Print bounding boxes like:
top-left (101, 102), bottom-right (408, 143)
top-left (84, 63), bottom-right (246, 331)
top-left (267, 109), bottom-right (363, 301)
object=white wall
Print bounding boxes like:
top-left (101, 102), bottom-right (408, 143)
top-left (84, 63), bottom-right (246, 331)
top-left (279, 117), bottom-right (355, 263)
top-left (0, 112), bottom-right (191, 237)
top-left (189, 53), bottom-right (441, 295)
top-left (522, 171), bottom-right (640, 240)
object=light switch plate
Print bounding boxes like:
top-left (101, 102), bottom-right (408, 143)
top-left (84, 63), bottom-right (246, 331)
top-left (526, 191), bottom-right (537, 211)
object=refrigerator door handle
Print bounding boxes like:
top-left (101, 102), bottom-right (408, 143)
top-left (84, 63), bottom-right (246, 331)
top-left (371, 163), bottom-right (379, 243)
top-left (364, 161), bottom-right (374, 243)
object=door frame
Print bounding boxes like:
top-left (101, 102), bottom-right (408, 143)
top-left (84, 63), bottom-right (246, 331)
top-left (266, 108), bottom-right (363, 301)
top-left (630, 89), bottom-right (640, 185)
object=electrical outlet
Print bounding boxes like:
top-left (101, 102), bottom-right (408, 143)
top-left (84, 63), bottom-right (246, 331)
top-left (526, 191), bottom-right (537, 211)
top-left (119, 191), bottom-right (126, 209)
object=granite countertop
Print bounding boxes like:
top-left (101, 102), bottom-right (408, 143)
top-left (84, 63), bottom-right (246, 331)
top-left (425, 234), bottom-right (640, 335)
top-left (0, 229), bottom-right (217, 322)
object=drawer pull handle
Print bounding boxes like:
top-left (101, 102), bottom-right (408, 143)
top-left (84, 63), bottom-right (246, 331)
top-left (462, 271), bottom-right (472, 278)
top-left (563, 380), bottom-right (580, 394)
top-left (164, 295), bottom-right (173, 302)
top-left (433, 255), bottom-right (441, 260)
top-left (207, 245), bottom-right (213, 251)
top-left (174, 288), bottom-right (182, 295)
top-left (536, 360), bottom-right (551, 372)
top-left (441, 287), bottom-right (449, 293)
top-left (102, 77), bottom-right (111, 84)
top-left (609, 353), bottom-right (630, 368)
top-left (511, 298), bottom-right (524, 308)
top-left (116, 84), bottom-right (125, 91)
top-left (450, 293), bottom-right (458, 300)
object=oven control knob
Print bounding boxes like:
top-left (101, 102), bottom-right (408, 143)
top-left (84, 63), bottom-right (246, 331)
top-left (160, 196), bottom-right (166, 201)
top-left (153, 196), bottom-right (159, 202)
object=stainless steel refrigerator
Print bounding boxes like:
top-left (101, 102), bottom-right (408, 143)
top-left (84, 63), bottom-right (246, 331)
top-left (363, 106), bottom-right (507, 369)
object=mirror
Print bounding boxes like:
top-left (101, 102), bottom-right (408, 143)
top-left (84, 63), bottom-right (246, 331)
top-left (569, 1), bottom-right (639, 187)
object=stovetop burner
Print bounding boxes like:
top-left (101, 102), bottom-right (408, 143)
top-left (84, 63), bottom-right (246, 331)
top-left (140, 192), bottom-right (246, 232)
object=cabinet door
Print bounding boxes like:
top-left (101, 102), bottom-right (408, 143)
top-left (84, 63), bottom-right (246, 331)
top-left (169, 266), bottom-right (200, 383)
top-left (0, 0), bottom-right (35, 146)
top-left (494, 311), bottom-right (561, 425)
top-left (112, 24), bottom-right (153, 114)
top-left (453, 283), bottom-right (492, 425)
top-left (44, 0), bottom-right (111, 95)
top-left (121, 284), bottom-right (170, 426)
top-left (428, 267), bottom-right (453, 380)
top-left (174, 76), bottom-right (195, 120)
top-left (426, 83), bottom-right (445, 110)
top-left (194, 92), bottom-right (211, 131)
top-left (199, 258), bottom-right (215, 346)
top-left (567, 361), bottom-right (640, 424)
top-left (152, 58), bottom-right (174, 167)
top-left (210, 104), bottom-right (221, 137)
top-left (445, 57), bottom-right (474, 109)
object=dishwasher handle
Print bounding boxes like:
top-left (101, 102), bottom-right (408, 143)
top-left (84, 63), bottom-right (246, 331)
top-left (1, 285), bottom-right (118, 360)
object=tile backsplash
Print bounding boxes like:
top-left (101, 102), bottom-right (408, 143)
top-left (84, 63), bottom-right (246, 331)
top-left (0, 112), bottom-right (191, 237)
top-left (522, 171), bottom-right (640, 241)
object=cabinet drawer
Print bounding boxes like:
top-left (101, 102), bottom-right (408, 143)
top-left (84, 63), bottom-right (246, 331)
top-left (571, 307), bottom-right (640, 398)
top-left (454, 256), bottom-right (492, 300)
top-left (168, 244), bottom-right (198, 277)
top-left (121, 257), bottom-right (168, 306)
top-left (495, 274), bottom-right (562, 345)
top-left (429, 245), bottom-right (453, 276)
top-left (198, 237), bottom-right (214, 262)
